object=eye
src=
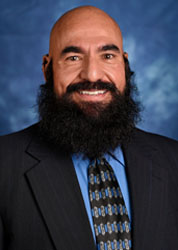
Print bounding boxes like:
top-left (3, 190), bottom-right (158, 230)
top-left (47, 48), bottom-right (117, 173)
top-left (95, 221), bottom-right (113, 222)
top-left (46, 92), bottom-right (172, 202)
top-left (103, 53), bottom-right (115, 60)
top-left (66, 55), bottom-right (80, 61)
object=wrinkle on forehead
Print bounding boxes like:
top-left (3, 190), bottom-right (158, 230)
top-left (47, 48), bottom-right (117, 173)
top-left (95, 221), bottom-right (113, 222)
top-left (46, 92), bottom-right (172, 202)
top-left (49, 6), bottom-right (123, 56)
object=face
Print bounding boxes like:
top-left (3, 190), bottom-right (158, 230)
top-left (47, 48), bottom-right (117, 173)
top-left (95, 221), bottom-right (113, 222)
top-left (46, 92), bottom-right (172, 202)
top-left (43, 8), bottom-right (128, 105)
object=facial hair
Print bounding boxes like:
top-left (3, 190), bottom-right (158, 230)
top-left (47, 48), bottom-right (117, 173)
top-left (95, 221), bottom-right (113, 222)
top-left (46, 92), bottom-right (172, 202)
top-left (38, 57), bottom-right (141, 159)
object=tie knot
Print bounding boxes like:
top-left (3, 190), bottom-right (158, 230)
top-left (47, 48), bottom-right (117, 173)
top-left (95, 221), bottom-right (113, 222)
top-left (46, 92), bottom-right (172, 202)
top-left (90, 157), bottom-right (105, 166)
top-left (88, 157), bottom-right (116, 184)
top-left (96, 157), bottom-right (105, 166)
top-left (89, 157), bottom-right (107, 174)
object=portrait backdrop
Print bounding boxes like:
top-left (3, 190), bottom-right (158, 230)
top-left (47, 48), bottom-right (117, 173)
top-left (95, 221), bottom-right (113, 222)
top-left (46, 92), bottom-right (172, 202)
top-left (0, 0), bottom-right (178, 140)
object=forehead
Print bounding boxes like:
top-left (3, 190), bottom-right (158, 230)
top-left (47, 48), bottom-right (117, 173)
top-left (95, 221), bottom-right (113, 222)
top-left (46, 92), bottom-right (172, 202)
top-left (62, 29), bottom-right (121, 50)
top-left (50, 10), bottom-right (123, 55)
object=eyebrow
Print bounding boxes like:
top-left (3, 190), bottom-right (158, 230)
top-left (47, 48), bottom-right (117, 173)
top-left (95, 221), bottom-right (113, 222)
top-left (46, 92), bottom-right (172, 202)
top-left (98, 44), bottom-right (120, 53)
top-left (61, 44), bottom-right (120, 56)
top-left (61, 46), bottom-right (84, 55)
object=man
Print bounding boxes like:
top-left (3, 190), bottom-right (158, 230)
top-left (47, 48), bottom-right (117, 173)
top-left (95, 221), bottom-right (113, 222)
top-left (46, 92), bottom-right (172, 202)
top-left (0, 5), bottom-right (178, 250)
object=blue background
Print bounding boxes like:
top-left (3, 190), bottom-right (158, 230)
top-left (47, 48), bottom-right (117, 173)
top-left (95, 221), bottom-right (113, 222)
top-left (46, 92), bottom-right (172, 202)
top-left (0, 0), bottom-right (178, 140)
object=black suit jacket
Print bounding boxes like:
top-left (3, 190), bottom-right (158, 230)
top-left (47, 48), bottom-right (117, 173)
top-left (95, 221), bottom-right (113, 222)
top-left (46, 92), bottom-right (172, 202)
top-left (0, 123), bottom-right (178, 250)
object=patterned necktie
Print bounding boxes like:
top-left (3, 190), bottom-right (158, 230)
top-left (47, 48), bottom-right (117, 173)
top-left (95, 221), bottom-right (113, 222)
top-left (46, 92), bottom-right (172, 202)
top-left (88, 157), bottom-right (132, 250)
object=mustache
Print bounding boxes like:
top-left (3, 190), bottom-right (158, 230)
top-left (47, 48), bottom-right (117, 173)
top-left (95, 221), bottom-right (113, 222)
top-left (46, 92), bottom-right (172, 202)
top-left (66, 81), bottom-right (117, 94)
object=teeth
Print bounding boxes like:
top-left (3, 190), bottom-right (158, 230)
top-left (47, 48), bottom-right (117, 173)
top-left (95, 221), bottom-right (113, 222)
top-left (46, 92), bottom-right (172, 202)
top-left (79, 90), bottom-right (106, 95)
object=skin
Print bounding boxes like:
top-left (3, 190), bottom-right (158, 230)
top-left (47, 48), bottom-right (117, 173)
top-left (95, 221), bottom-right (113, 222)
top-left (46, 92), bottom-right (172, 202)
top-left (42, 6), bottom-right (128, 104)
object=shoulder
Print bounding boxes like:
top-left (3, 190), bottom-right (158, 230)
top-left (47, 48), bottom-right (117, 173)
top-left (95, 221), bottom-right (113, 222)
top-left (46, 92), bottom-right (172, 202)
top-left (127, 129), bottom-right (178, 187)
top-left (0, 124), bottom-right (42, 213)
top-left (134, 128), bottom-right (178, 144)
top-left (132, 127), bottom-right (178, 159)
top-left (133, 127), bottom-right (178, 146)
top-left (0, 123), bottom-right (41, 165)
top-left (0, 123), bottom-right (39, 148)
top-left (0, 123), bottom-right (43, 194)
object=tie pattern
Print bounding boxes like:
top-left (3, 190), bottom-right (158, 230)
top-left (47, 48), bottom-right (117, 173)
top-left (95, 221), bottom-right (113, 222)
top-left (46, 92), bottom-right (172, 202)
top-left (88, 158), bottom-right (132, 250)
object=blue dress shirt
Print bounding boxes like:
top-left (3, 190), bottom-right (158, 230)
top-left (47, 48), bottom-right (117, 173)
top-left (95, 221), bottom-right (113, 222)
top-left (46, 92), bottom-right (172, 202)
top-left (72, 146), bottom-right (131, 240)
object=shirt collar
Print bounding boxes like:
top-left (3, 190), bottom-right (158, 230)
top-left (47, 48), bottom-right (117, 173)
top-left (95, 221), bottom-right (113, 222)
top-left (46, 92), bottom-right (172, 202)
top-left (104, 146), bottom-right (125, 167)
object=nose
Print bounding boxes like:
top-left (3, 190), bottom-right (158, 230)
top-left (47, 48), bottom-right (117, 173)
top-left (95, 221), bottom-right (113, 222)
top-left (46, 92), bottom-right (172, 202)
top-left (79, 57), bottom-right (104, 82)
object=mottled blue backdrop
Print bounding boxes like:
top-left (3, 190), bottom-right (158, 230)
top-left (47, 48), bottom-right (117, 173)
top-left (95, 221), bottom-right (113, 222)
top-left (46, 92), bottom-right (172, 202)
top-left (0, 0), bottom-right (178, 139)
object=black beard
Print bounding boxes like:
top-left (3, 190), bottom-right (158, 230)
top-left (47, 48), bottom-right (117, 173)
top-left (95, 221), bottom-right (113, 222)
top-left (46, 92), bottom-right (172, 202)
top-left (38, 57), bottom-right (141, 159)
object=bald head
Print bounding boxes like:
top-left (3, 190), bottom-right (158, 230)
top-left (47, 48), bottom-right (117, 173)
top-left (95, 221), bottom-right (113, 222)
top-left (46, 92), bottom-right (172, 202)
top-left (49, 6), bottom-right (123, 57)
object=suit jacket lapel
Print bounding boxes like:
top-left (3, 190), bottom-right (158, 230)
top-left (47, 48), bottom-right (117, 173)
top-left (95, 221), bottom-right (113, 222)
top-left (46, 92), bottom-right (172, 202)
top-left (123, 131), bottom-right (168, 250)
top-left (25, 138), bottom-right (96, 250)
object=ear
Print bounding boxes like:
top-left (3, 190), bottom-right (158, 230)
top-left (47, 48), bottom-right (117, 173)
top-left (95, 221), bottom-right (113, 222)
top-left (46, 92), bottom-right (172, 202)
top-left (123, 52), bottom-right (128, 60)
top-left (42, 54), bottom-right (51, 81)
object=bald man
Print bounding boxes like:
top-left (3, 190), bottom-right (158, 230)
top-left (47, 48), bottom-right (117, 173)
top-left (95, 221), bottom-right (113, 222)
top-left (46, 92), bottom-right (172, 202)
top-left (0, 6), bottom-right (178, 250)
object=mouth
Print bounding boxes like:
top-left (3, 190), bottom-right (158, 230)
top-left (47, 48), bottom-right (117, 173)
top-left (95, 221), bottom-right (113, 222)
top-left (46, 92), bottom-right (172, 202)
top-left (73, 89), bottom-right (111, 102)
top-left (79, 90), bottom-right (107, 96)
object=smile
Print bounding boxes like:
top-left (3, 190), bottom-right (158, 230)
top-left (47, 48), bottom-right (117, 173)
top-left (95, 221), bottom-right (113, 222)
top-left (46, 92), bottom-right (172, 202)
top-left (74, 89), bottom-right (111, 102)
top-left (79, 90), bottom-right (107, 95)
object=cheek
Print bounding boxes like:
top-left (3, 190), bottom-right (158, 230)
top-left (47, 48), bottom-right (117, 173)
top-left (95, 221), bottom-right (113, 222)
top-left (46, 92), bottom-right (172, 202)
top-left (103, 64), bottom-right (126, 92)
top-left (53, 65), bottom-right (81, 96)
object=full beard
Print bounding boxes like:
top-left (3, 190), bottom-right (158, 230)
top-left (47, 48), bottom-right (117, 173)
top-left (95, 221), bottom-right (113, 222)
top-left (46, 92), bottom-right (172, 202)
top-left (38, 58), bottom-right (141, 159)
